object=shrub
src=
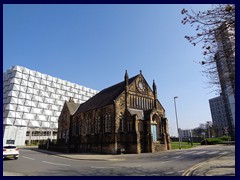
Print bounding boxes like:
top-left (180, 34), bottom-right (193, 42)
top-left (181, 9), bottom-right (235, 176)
top-left (219, 136), bottom-right (231, 141)
top-left (201, 138), bottom-right (223, 145)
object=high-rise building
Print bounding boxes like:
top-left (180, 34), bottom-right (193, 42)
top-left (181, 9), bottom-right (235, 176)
top-left (209, 96), bottom-right (229, 136)
top-left (214, 22), bottom-right (235, 136)
top-left (3, 66), bottom-right (99, 146)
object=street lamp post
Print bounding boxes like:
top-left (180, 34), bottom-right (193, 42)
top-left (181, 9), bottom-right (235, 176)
top-left (174, 96), bottom-right (181, 150)
top-left (207, 121), bottom-right (211, 138)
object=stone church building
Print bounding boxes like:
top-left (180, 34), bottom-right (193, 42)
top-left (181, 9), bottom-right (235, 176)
top-left (57, 71), bottom-right (171, 154)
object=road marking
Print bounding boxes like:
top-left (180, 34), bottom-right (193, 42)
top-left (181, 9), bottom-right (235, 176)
top-left (182, 155), bottom-right (222, 176)
top-left (181, 151), bottom-right (197, 154)
top-left (42, 161), bottom-right (71, 167)
top-left (160, 160), bottom-right (173, 163)
top-left (91, 166), bottom-right (115, 169)
top-left (206, 151), bottom-right (219, 155)
top-left (173, 156), bottom-right (182, 159)
top-left (165, 171), bottom-right (174, 174)
top-left (149, 174), bottom-right (160, 176)
top-left (219, 152), bottom-right (228, 155)
top-left (162, 156), bottom-right (168, 158)
top-left (22, 156), bottom-right (35, 160)
top-left (194, 151), bottom-right (207, 155)
top-left (178, 170), bottom-right (185, 173)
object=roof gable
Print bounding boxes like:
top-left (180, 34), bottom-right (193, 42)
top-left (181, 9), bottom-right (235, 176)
top-left (65, 101), bottom-right (80, 115)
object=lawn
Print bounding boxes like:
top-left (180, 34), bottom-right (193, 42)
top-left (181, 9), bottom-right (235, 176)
top-left (171, 141), bottom-right (201, 150)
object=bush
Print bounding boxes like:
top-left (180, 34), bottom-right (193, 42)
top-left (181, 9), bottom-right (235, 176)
top-left (219, 136), bottom-right (231, 141)
top-left (201, 138), bottom-right (223, 145)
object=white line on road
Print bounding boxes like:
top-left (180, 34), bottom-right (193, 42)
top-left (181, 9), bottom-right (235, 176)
top-left (182, 151), bottom-right (197, 154)
top-left (160, 160), bottom-right (173, 163)
top-left (173, 156), bottom-right (182, 159)
top-left (42, 161), bottom-right (71, 167)
top-left (177, 170), bottom-right (185, 173)
top-left (206, 151), bottom-right (219, 155)
top-left (149, 174), bottom-right (160, 176)
top-left (91, 166), bottom-right (115, 169)
top-left (219, 152), bottom-right (229, 155)
top-left (22, 156), bottom-right (35, 160)
top-left (194, 151), bottom-right (207, 155)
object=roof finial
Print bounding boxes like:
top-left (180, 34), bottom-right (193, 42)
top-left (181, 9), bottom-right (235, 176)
top-left (153, 80), bottom-right (157, 92)
top-left (140, 70), bottom-right (142, 74)
top-left (125, 70), bottom-right (129, 86)
top-left (125, 70), bottom-right (128, 78)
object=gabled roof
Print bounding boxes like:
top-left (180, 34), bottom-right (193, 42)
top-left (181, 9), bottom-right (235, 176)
top-left (75, 75), bottom-right (138, 113)
top-left (66, 101), bottom-right (80, 115)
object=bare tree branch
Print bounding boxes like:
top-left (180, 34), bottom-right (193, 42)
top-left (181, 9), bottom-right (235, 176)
top-left (181, 4), bottom-right (235, 95)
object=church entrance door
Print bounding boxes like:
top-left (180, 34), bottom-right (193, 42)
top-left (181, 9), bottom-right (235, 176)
top-left (151, 124), bottom-right (157, 141)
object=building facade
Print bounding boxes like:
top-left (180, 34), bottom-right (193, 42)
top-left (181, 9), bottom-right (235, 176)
top-left (58, 71), bottom-right (171, 154)
top-left (214, 22), bottom-right (235, 136)
top-left (209, 96), bottom-right (229, 136)
top-left (3, 66), bottom-right (99, 146)
top-left (179, 129), bottom-right (191, 139)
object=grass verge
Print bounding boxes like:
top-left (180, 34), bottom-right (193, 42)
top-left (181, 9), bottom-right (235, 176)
top-left (171, 141), bottom-right (201, 150)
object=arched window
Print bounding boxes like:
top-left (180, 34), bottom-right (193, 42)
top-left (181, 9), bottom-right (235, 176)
top-left (108, 114), bottom-right (111, 132)
top-left (119, 112), bottom-right (124, 132)
top-left (90, 118), bottom-right (94, 134)
top-left (98, 116), bottom-right (101, 133)
top-left (104, 114), bottom-right (108, 132)
top-left (105, 113), bottom-right (111, 133)
top-left (87, 116), bottom-right (91, 135)
top-left (95, 117), bottom-right (98, 134)
top-left (78, 120), bottom-right (81, 135)
top-left (104, 114), bottom-right (107, 132)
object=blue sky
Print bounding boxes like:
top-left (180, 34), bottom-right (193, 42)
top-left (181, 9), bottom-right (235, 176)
top-left (3, 4), bottom-right (217, 136)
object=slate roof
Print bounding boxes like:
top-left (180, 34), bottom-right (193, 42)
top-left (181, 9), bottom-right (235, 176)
top-left (75, 75), bottom-right (139, 114)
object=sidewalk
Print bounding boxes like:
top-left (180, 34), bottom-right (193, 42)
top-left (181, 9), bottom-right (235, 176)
top-left (182, 151), bottom-right (235, 176)
top-left (31, 147), bottom-right (127, 161)
top-left (3, 171), bottom-right (25, 176)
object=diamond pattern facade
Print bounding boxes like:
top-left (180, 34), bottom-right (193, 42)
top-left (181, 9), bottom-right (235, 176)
top-left (3, 66), bottom-right (99, 146)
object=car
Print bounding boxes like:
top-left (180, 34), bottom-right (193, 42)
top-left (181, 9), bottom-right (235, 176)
top-left (3, 145), bottom-right (19, 160)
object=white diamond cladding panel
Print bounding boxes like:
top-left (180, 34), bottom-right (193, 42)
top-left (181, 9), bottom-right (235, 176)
top-left (3, 65), bottom-right (99, 131)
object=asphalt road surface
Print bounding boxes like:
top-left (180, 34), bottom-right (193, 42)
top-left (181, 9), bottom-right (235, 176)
top-left (3, 145), bottom-right (234, 176)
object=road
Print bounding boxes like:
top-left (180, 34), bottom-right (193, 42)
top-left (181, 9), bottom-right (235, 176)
top-left (3, 145), bottom-right (234, 176)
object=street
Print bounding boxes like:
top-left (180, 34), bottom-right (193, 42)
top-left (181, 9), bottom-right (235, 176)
top-left (3, 145), bottom-right (235, 176)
